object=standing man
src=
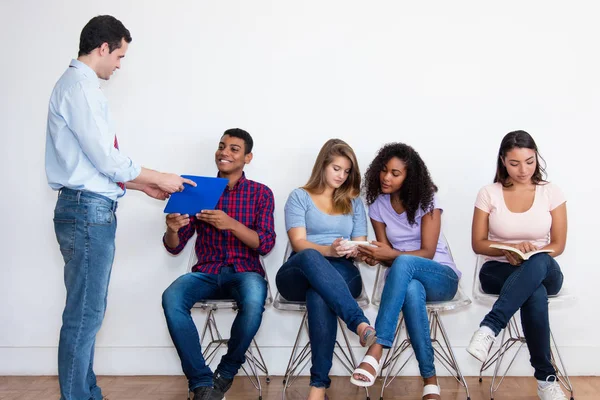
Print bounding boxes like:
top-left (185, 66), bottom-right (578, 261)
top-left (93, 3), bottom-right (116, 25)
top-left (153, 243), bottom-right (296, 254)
top-left (45, 15), bottom-right (194, 400)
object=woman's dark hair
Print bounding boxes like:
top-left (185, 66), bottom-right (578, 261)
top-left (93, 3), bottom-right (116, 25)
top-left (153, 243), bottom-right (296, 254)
top-left (78, 15), bottom-right (132, 57)
top-left (223, 128), bottom-right (253, 154)
top-left (495, 130), bottom-right (546, 187)
top-left (363, 143), bottom-right (437, 225)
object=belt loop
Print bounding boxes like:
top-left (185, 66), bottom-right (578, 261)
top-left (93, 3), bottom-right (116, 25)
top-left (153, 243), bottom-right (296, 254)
top-left (112, 200), bottom-right (117, 212)
top-left (76, 191), bottom-right (81, 204)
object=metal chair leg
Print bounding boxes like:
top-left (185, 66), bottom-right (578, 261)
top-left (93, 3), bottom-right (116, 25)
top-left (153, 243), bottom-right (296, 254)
top-left (550, 329), bottom-right (575, 400)
top-left (431, 311), bottom-right (471, 400)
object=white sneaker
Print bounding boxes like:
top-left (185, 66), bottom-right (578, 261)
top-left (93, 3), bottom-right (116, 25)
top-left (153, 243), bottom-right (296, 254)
top-left (538, 380), bottom-right (568, 400)
top-left (466, 329), bottom-right (495, 362)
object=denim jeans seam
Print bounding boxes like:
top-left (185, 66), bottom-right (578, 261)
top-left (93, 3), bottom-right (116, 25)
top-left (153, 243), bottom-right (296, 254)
top-left (66, 221), bottom-right (90, 398)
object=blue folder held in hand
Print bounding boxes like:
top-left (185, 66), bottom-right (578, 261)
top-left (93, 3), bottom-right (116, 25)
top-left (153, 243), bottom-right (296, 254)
top-left (163, 175), bottom-right (228, 215)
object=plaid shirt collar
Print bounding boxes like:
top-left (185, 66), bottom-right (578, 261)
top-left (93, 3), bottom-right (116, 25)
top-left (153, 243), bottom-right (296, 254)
top-left (217, 171), bottom-right (247, 192)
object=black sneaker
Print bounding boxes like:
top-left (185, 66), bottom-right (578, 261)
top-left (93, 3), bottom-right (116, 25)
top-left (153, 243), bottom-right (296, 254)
top-left (209, 371), bottom-right (233, 400)
top-left (192, 386), bottom-right (213, 400)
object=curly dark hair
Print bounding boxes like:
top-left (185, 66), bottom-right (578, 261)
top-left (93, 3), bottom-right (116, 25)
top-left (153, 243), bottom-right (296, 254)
top-left (363, 143), bottom-right (437, 226)
top-left (78, 15), bottom-right (132, 57)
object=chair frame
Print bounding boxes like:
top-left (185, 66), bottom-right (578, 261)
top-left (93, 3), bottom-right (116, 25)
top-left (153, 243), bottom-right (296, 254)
top-left (472, 255), bottom-right (575, 400)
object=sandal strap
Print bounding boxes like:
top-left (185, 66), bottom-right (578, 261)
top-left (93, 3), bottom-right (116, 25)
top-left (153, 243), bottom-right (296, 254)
top-left (422, 384), bottom-right (440, 396)
top-left (359, 355), bottom-right (380, 371)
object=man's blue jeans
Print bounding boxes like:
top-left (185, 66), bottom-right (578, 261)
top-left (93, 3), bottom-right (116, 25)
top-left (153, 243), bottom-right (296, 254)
top-left (162, 266), bottom-right (267, 390)
top-left (275, 249), bottom-right (370, 388)
top-left (480, 253), bottom-right (563, 381)
top-left (375, 255), bottom-right (458, 378)
top-left (54, 189), bottom-right (118, 400)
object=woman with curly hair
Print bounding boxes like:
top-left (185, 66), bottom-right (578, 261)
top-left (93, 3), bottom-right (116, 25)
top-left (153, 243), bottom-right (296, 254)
top-left (350, 143), bottom-right (461, 400)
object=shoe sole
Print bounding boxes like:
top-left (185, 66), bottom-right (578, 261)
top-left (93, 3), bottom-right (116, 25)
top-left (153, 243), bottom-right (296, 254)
top-left (466, 346), bottom-right (487, 363)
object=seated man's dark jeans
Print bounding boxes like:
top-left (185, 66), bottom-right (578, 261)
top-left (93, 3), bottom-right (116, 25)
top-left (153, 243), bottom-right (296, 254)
top-left (163, 266), bottom-right (267, 391)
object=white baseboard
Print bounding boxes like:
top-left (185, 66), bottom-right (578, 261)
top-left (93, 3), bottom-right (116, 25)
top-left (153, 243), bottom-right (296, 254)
top-left (1, 345), bottom-right (597, 376)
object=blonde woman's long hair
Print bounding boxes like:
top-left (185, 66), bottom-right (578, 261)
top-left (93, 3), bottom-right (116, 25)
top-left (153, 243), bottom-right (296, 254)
top-left (303, 139), bottom-right (361, 215)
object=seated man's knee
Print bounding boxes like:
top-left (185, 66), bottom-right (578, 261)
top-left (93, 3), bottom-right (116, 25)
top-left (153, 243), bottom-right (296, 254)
top-left (238, 274), bottom-right (267, 314)
top-left (162, 285), bottom-right (183, 314)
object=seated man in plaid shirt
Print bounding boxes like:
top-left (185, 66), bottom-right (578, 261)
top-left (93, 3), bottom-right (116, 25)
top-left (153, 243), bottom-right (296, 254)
top-left (162, 128), bottom-right (276, 400)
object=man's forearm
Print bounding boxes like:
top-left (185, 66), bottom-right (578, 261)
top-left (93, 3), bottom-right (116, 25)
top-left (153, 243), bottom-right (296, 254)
top-left (230, 221), bottom-right (260, 249)
top-left (125, 182), bottom-right (146, 191)
top-left (130, 167), bottom-right (162, 186)
top-left (164, 230), bottom-right (181, 249)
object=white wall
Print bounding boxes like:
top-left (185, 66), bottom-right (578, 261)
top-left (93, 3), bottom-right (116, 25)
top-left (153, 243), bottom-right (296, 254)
top-left (1, 0), bottom-right (598, 377)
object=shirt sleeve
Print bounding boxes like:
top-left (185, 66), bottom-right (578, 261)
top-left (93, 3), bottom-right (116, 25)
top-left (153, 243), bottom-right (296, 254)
top-left (474, 186), bottom-right (492, 213)
top-left (60, 81), bottom-right (141, 182)
top-left (163, 217), bottom-right (196, 255)
top-left (432, 194), bottom-right (443, 213)
top-left (284, 189), bottom-right (307, 231)
top-left (368, 197), bottom-right (384, 223)
top-left (547, 183), bottom-right (567, 211)
top-left (350, 197), bottom-right (368, 238)
top-left (254, 186), bottom-right (276, 255)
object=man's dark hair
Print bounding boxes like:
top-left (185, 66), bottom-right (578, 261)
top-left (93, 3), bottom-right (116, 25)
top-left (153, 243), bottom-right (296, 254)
top-left (223, 128), bottom-right (254, 154)
top-left (78, 15), bottom-right (132, 57)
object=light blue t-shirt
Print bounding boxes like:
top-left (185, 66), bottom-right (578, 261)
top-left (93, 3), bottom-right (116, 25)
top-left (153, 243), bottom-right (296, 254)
top-left (284, 188), bottom-right (367, 245)
top-left (369, 194), bottom-right (461, 278)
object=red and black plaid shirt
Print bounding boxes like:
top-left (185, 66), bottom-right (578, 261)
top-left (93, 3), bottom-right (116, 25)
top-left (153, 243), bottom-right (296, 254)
top-left (163, 173), bottom-right (275, 276)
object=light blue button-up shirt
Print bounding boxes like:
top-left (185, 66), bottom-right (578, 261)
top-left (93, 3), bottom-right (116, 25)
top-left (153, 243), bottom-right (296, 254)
top-left (45, 59), bottom-right (141, 200)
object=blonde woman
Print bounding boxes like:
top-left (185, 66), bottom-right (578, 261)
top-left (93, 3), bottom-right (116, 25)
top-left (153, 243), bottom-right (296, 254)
top-left (276, 139), bottom-right (376, 400)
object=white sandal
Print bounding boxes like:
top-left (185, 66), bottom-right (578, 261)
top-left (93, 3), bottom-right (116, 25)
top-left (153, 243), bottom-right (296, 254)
top-left (349, 355), bottom-right (380, 387)
top-left (422, 383), bottom-right (441, 399)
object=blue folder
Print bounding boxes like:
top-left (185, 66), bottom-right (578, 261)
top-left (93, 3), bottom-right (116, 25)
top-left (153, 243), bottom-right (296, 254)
top-left (163, 175), bottom-right (228, 215)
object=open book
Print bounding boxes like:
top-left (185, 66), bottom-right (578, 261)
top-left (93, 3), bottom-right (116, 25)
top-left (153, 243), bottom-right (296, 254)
top-left (489, 244), bottom-right (554, 260)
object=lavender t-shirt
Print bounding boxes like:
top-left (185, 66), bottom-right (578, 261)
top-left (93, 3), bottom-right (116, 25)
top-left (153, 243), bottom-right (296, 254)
top-left (369, 194), bottom-right (461, 278)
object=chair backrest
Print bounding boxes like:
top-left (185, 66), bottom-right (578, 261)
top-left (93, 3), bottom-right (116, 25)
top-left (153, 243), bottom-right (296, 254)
top-left (371, 233), bottom-right (471, 310)
top-left (471, 254), bottom-right (489, 303)
top-left (186, 234), bottom-right (273, 307)
top-left (273, 241), bottom-right (370, 310)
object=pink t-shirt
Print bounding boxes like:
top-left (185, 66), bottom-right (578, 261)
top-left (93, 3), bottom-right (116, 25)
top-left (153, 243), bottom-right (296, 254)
top-left (474, 182), bottom-right (566, 262)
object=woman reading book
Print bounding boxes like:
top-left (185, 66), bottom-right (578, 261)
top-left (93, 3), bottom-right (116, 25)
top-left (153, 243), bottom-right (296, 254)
top-left (467, 130), bottom-right (568, 400)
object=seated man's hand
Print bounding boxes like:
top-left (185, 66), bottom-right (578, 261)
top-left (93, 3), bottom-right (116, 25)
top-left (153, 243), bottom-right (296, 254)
top-left (197, 210), bottom-right (237, 231)
top-left (166, 213), bottom-right (190, 234)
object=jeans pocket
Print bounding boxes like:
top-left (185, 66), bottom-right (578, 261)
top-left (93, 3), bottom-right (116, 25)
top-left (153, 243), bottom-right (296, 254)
top-left (54, 219), bottom-right (76, 264)
top-left (91, 205), bottom-right (114, 225)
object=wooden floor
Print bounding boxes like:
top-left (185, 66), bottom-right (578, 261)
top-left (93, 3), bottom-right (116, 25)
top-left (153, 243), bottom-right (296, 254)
top-left (0, 375), bottom-right (597, 400)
